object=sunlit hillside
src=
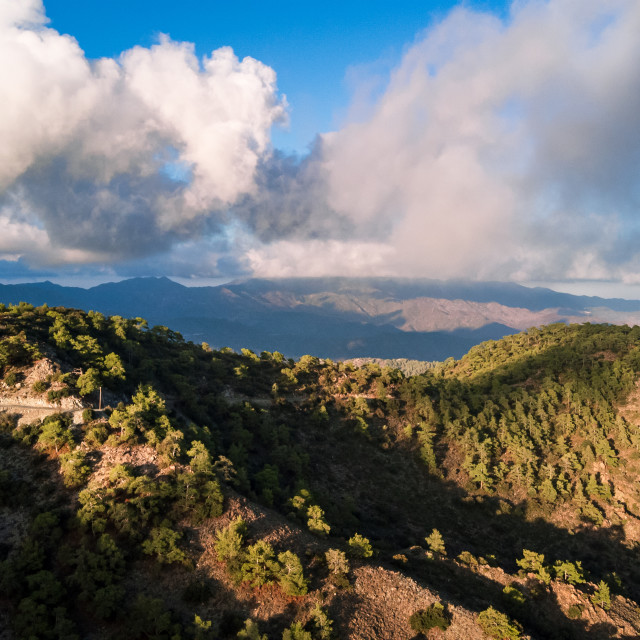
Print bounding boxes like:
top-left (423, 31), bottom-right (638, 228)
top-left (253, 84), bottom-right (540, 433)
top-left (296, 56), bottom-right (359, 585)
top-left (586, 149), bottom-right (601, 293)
top-left (2, 303), bottom-right (640, 639)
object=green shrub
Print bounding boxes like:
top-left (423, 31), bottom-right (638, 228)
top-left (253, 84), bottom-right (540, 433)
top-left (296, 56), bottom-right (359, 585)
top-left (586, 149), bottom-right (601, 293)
top-left (142, 525), bottom-right (189, 565)
top-left (326, 548), bottom-right (349, 575)
top-left (32, 380), bottom-right (48, 393)
top-left (60, 450), bottom-right (92, 487)
top-left (37, 415), bottom-right (74, 453)
top-left (129, 595), bottom-right (182, 639)
top-left (348, 533), bottom-right (373, 558)
top-left (241, 541), bottom-right (278, 588)
top-left (325, 548), bottom-right (350, 588)
top-left (47, 388), bottom-right (71, 404)
top-left (457, 550), bottom-right (478, 566)
top-left (567, 604), bottom-right (583, 619)
top-left (84, 424), bottom-right (109, 447)
top-left (192, 614), bottom-right (216, 640)
top-left (277, 550), bottom-right (308, 596)
top-left (580, 502), bottom-right (604, 526)
top-left (477, 607), bottom-right (522, 639)
top-left (307, 505), bottom-right (330, 537)
top-left (283, 621), bottom-right (312, 640)
top-left (425, 528), bottom-right (446, 556)
top-left (554, 560), bottom-right (586, 585)
top-left (517, 549), bottom-right (551, 584)
top-left (310, 603), bottom-right (333, 640)
top-left (409, 602), bottom-right (451, 632)
top-left (237, 618), bottom-right (267, 640)
top-left (502, 584), bottom-right (527, 609)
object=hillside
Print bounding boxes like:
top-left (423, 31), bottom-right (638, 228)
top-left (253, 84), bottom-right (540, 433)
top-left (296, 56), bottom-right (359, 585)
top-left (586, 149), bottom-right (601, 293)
top-left (2, 304), bottom-right (640, 638)
top-left (4, 277), bottom-right (640, 360)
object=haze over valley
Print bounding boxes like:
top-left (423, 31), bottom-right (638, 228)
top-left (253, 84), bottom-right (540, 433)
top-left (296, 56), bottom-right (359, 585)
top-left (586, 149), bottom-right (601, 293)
top-left (4, 276), bottom-right (640, 360)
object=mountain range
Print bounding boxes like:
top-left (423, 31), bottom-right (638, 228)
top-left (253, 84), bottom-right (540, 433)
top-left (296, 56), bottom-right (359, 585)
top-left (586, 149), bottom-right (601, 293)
top-left (2, 276), bottom-right (640, 360)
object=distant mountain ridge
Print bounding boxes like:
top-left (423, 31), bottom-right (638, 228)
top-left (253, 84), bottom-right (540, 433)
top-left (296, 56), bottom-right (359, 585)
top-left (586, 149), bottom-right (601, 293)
top-left (2, 276), bottom-right (640, 360)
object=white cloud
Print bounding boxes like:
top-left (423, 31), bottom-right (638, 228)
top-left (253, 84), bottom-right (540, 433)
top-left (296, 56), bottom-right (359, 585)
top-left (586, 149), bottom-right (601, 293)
top-left (246, 239), bottom-right (395, 278)
top-left (0, 0), bottom-right (286, 264)
top-left (2, 0), bottom-right (640, 287)
top-left (318, 0), bottom-right (640, 282)
top-left (121, 39), bottom-right (286, 223)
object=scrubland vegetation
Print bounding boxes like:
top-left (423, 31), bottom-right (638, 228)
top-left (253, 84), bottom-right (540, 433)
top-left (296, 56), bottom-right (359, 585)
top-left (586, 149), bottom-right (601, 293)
top-left (2, 302), bottom-right (640, 638)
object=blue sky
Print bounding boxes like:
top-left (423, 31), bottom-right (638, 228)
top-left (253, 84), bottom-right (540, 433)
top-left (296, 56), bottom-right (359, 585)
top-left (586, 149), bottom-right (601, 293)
top-left (1, 0), bottom-right (640, 296)
top-left (43, 0), bottom-right (510, 154)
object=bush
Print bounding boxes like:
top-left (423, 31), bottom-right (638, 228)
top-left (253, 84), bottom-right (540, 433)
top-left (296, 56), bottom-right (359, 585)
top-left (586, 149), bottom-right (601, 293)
top-left (277, 550), bottom-right (308, 596)
top-left (283, 622), bottom-right (312, 640)
top-left (392, 553), bottom-right (408, 566)
top-left (457, 550), bottom-right (478, 566)
top-left (567, 604), bottom-right (583, 619)
top-left (477, 607), bottom-right (522, 639)
top-left (142, 526), bottom-right (189, 565)
top-left (237, 618), bottom-right (267, 640)
top-left (310, 603), bottom-right (333, 640)
top-left (348, 533), bottom-right (373, 558)
top-left (425, 528), bottom-right (446, 556)
top-left (307, 505), bottom-right (330, 537)
top-left (580, 502), bottom-right (604, 526)
top-left (47, 388), bottom-right (71, 404)
top-left (326, 548), bottom-right (350, 588)
top-left (60, 450), bottom-right (92, 487)
top-left (4, 371), bottom-right (18, 387)
top-left (0, 413), bottom-right (17, 434)
top-left (325, 548), bottom-right (349, 575)
top-left (84, 424), bottom-right (109, 447)
top-left (192, 614), bottom-right (216, 640)
top-left (215, 517), bottom-right (247, 580)
top-left (32, 380), bottom-right (48, 393)
top-left (37, 415), bottom-right (74, 453)
top-left (554, 560), bottom-right (586, 585)
top-left (241, 541), bottom-right (278, 588)
top-left (409, 602), bottom-right (451, 632)
top-left (129, 595), bottom-right (182, 639)
top-left (502, 584), bottom-right (527, 611)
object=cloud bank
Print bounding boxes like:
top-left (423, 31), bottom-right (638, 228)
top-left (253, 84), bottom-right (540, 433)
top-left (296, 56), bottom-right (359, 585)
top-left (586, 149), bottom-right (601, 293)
top-left (2, 0), bottom-right (640, 285)
top-left (313, 0), bottom-right (640, 283)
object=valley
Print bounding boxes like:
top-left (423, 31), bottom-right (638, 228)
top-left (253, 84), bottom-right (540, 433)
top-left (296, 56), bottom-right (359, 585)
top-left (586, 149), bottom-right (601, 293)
top-left (3, 277), bottom-right (640, 360)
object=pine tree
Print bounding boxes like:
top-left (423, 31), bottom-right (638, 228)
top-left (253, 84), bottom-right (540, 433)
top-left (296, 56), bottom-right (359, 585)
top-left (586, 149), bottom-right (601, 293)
top-left (277, 551), bottom-right (308, 596)
top-left (241, 541), bottom-right (279, 588)
top-left (591, 580), bottom-right (611, 610)
top-left (425, 528), bottom-right (446, 556)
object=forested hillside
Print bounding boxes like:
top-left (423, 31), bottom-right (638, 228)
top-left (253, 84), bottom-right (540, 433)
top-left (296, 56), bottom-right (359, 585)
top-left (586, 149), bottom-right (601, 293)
top-left (2, 303), bottom-right (640, 639)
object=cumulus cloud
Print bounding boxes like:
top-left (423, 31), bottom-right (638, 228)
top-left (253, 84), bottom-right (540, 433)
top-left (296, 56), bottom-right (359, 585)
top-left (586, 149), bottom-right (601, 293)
top-left (0, 0), bottom-right (285, 268)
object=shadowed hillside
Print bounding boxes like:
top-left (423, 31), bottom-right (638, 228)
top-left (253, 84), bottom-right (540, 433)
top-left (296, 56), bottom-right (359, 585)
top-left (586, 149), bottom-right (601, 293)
top-left (1, 304), bottom-right (640, 638)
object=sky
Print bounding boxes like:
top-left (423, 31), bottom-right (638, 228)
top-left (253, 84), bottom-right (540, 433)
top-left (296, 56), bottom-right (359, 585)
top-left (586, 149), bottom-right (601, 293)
top-left (1, 0), bottom-right (640, 296)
